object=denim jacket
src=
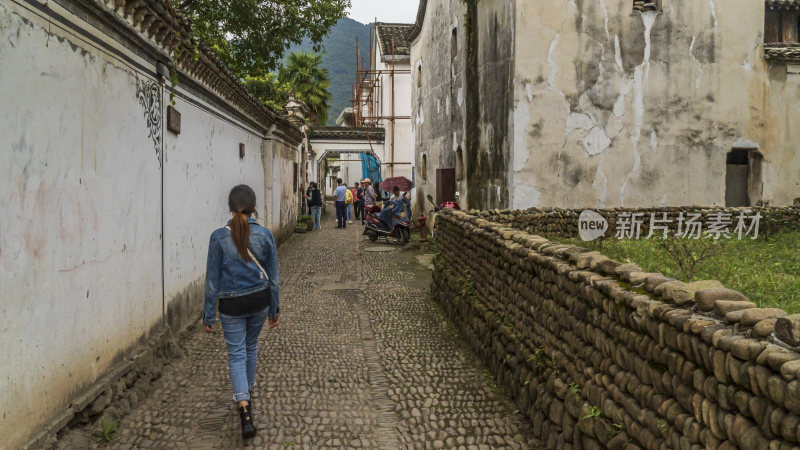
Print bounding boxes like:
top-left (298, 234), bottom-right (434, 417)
top-left (203, 218), bottom-right (280, 326)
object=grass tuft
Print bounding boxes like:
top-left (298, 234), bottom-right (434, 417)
top-left (553, 232), bottom-right (800, 313)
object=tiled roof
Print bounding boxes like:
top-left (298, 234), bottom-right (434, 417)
top-left (408, 0), bottom-right (428, 43)
top-left (767, 0), bottom-right (800, 8)
top-left (92, 0), bottom-right (301, 140)
top-left (308, 127), bottom-right (385, 141)
top-left (764, 43), bottom-right (800, 61)
top-left (375, 23), bottom-right (414, 56)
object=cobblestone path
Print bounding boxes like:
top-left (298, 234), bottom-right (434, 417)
top-left (58, 223), bottom-right (538, 449)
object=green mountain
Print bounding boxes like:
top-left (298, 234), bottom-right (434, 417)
top-left (289, 17), bottom-right (372, 125)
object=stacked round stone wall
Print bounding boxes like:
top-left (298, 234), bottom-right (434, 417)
top-left (432, 209), bottom-right (800, 450)
top-left (469, 206), bottom-right (800, 239)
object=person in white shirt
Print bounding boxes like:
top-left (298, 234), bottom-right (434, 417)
top-left (333, 178), bottom-right (349, 229)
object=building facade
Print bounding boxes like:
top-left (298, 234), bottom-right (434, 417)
top-left (411, 0), bottom-right (800, 212)
top-left (347, 23), bottom-right (415, 184)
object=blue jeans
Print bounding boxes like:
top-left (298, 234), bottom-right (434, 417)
top-left (347, 204), bottom-right (352, 221)
top-left (310, 206), bottom-right (322, 230)
top-left (219, 309), bottom-right (268, 402)
top-left (335, 201), bottom-right (347, 228)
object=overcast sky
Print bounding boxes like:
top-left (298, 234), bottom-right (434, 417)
top-left (347, 0), bottom-right (419, 24)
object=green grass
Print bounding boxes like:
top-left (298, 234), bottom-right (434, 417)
top-left (552, 232), bottom-right (800, 313)
top-left (94, 418), bottom-right (118, 443)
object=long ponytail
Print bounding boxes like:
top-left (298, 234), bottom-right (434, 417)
top-left (228, 185), bottom-right (258, 262)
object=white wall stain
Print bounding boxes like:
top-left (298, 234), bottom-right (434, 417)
top-left (742, 54), bottom-right (753, 71)
top-left (650, 128), bottom-right (658, 149)
top-left (614, 35), bottom-right (624, 73)
top-left (566, 112), bottom-right (594, 135)
top-left (512, 183), bottom-right (542, 210)
top-left (592, 155), bottom-right (609, 205)
top-left (584, 127), bottom-right (612, 156)
top-left (689, 36), bottom-right (703, 89)
top-left (709, 0), bottom-right (719, 27)
top-left (513, 101), bottom-right (531, 172)
top-left (620, 11), bottom-right (657, 206)
top-left (547, 33), bottom-right (561, 90)
top-left (599, 0), bottom-right (610, 39)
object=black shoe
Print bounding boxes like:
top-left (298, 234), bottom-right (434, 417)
top-left (238, 402), bottom-right (257, 439)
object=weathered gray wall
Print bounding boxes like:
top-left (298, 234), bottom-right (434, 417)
top-left (471, 0), bottom-right (515, 209)
top-left (410, 0), bottom-right (468, 213)
top-left (412, 0), bottom-right (800, 210)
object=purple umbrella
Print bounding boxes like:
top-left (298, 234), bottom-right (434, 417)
top-left (380, 176), bottom-right (413, 193)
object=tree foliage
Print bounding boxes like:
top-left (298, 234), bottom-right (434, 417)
top-left (279, 51), bottom-right (333, 125)
top-left (243, 74), bottom-right (293, 113)
top-left (244, 51), bottom-right (333, 125)
top-left (287, 18), bottom-right (371, 124)
top-left (179, 0), bottom-right (350, 78)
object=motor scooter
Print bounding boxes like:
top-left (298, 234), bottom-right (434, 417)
top-left (426, 194), bottom-right (460, 212)
top-left (363, 198), bottom-right (412, 244)
top-left (425, 193), bottom-right (460, 237)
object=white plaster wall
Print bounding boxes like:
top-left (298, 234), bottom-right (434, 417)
top-left (339, 153), bottom-right (364, 187)
top-left (0, 3), bottom-right (162, 447)
top-left (264, 137), bottom-right (301, 240)
top-left (0, 2), bottom-right (300, 446)
top-left (376, 54), bottom-right (414, 181)
top-left (162, 92), bottom-right (266, 311)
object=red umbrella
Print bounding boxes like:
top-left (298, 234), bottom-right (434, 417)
top-left (380, 176), bottom-right (413, 193)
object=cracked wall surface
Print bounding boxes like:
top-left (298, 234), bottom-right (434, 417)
top-left (413, 0), bottom-right (800, 210)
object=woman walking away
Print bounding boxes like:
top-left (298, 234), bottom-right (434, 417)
top-left (307, 182), bottom-right (323, 230)
top-left (203, 185), bottom-right (280, 440)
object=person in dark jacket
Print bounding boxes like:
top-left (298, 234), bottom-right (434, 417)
top-left (203, 185), bottom-right (280, 440)
top-left (306, 182), bottom-right (323, 230)
top-left (356, 181), bottom-right (366, 224)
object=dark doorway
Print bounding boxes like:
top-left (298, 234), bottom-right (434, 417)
top-left (436, 168), bottom-right (456, 204)
top-left (725, 148), bottom-right (763, 206)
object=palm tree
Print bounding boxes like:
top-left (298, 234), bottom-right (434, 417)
top-left (279, 51), bottom-right (332, 126)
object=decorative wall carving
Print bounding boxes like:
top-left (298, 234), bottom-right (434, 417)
top-left (136, 77), bottom-right (163, 163)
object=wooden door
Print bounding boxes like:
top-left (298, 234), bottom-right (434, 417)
top-left (436, 168), bottom-right (456, 204)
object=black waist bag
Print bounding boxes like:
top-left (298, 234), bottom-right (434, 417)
top-left (219, 288), bottom-right (270, 316)
top-left (219, 225), bottom-right (271, 317)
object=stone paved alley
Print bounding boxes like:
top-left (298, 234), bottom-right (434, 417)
top-left (56, 221), bottom-right (538, 449)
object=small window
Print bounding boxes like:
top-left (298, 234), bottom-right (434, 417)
top-left (421, 154), bottom-right (428, 181)
top-left (293, 162), bottom-right (298, 193)
top-left (451, 28), bottom-right (458, 60)
top-left (455, 146), bottom-right (464, 181)
top-left (765, 7), bottom-right (799, 44)
top-left (417, 65), bottom-right (422, 88)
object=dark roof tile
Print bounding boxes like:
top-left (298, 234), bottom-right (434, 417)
top-left (375, 23), bottom-right (414, 56)
top-left (309, 127), bottom-right (385, 141)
